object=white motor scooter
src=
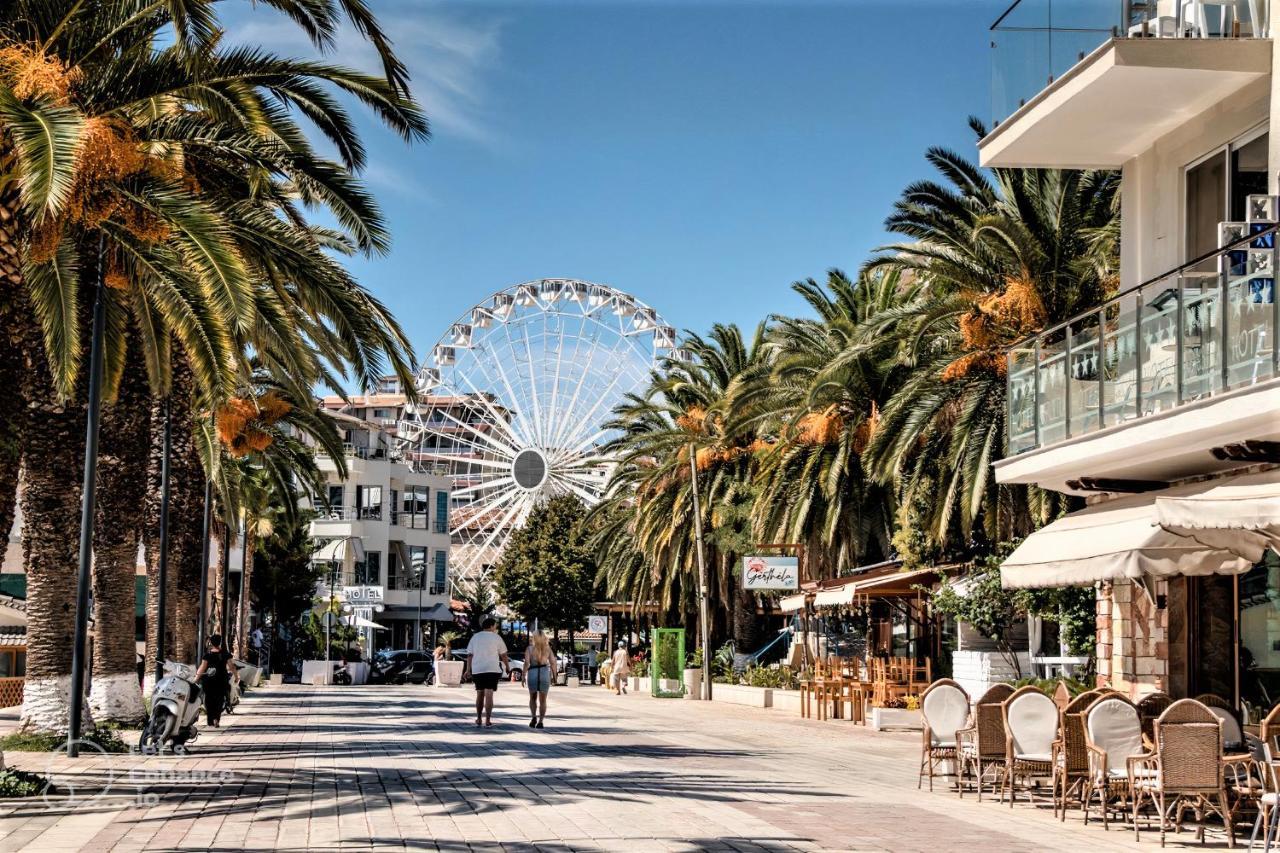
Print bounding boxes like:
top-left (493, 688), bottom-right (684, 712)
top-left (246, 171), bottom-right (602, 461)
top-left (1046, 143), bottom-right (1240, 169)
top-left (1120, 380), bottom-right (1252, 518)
top-left (140, 661), bottom-right (203, 754)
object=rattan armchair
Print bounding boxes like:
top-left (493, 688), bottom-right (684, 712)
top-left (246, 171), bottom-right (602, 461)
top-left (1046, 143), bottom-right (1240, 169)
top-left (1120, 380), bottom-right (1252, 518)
top-left (998, 685), bottom-right (1059, 808)
top-left (1136, 691), bottom-right (1174, 747)
top-left (957, 683), bottom-right (1014, 801)
top-left (1129, 698), bottom-right (1236, 848)
top-left (1081, 694), bottom-right (1143, 830)
top-left (918, 678), bottom-right (971, 792)
top-left (1194, 693), bottom-right (1246, 751)
top-left (1052, 688), bottom-right (1106, 820)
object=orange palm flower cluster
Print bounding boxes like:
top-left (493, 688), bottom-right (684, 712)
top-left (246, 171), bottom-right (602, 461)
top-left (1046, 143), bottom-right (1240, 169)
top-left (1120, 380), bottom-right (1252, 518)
top-left (216, 392), bottom-right (293, 457)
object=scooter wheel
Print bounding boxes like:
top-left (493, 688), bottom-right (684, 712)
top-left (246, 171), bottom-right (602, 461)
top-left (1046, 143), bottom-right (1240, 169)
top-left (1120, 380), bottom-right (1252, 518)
top-left (139, 708), bottom-right (176, 755)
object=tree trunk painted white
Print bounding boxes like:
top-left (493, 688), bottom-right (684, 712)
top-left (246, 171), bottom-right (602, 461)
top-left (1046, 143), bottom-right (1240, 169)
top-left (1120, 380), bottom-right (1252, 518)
top-left (20, 675), bottom-right (92, 734)
top-left (89, 672), bottom-right (146, 723)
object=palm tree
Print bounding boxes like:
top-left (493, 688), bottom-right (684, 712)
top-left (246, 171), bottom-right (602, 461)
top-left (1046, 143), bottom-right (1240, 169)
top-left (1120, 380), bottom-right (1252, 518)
top-left (860, 120), bottom-right (1118, 553)
top-left (592, 324), bottom-right (769, 646)
top-left (2, 0), bottom-right (425, 731)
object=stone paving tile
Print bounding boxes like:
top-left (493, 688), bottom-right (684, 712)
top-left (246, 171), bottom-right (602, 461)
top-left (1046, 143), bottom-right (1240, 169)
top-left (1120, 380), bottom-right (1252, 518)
top-left (0, 680), bottom-right (1252, 850)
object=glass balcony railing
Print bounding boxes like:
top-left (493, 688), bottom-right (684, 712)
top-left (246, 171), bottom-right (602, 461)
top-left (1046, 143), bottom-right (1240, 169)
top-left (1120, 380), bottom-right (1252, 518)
top-left (1007, 220), bottom-right (1278, 455)
top-left (991, 0), bottom-right (1270, 127)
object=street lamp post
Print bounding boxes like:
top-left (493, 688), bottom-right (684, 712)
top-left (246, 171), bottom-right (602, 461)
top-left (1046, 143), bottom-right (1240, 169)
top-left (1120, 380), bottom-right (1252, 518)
top-left (68, 249), bottom-right (108, 757)
top-left (219, 523), bottom-right (232, 638)
top-left (687, 444), bottom-right (712, 702)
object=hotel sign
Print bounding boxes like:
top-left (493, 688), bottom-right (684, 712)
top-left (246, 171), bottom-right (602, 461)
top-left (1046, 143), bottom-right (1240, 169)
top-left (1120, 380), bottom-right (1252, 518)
top-left (742, 556), bottom-right (799, 590)
top-left (342, 586), bottom-right (384, 606)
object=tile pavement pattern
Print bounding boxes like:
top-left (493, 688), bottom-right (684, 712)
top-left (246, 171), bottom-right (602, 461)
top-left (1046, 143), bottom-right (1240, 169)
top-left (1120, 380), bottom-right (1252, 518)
top-left (0, 681), bottom-right (1241, 851)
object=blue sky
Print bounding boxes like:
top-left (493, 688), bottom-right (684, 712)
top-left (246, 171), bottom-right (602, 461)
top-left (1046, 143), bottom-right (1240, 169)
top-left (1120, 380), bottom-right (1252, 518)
top-left (232, 0), bottom-right (1007, 381)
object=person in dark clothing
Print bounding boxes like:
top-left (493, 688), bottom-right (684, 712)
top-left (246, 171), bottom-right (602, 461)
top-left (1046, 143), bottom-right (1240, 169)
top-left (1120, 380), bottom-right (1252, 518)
top-left (193, 634), bottom-right (237, 727)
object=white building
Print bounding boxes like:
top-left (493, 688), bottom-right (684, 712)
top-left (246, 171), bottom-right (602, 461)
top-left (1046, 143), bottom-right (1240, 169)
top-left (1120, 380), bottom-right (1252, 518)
top-left (315, 380), bottom-right (453, 652)
top-left (984, 1), bottom-right (1280, 714)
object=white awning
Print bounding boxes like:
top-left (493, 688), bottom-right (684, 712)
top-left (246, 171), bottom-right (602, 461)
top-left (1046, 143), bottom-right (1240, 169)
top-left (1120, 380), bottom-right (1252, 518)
top-left (814, 584), bottom-right (856, 608)
top-left (344, 615), bottom-right (387, 630)
top-left (1155, 469), bottom-right (1280, 562)
top-left (315, 537), bottom-right (364, 563)
top-left (777, 593), bottom-right (808, 614)
top-left (1001, 486), bottom-right (1253, 590)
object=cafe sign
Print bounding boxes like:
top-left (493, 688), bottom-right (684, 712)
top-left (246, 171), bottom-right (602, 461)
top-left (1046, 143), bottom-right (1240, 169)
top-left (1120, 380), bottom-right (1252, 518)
top-left (742, 556), bottom-right (799, 590)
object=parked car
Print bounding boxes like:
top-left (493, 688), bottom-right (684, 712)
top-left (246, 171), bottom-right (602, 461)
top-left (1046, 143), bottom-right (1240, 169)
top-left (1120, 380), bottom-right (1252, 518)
top-left (370, 650), bottom-right (434, 684)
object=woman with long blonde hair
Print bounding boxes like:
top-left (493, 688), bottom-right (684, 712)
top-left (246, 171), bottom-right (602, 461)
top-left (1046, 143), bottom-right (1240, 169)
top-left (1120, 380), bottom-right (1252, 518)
top-left (524, 631), bottom-right (557, 728)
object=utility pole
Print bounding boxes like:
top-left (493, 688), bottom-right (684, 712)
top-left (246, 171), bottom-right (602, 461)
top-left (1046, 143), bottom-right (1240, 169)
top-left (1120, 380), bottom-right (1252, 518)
top-left (154, 399), bottom-right (173, 686)
top-left (68, 243), bottom-right (108, 757)
top-left (196, 480), bottom-right (213, 657)
top-left (219, 524), bottom-right (232, 638)
top-left (687, 443), bottom-right (712, 702)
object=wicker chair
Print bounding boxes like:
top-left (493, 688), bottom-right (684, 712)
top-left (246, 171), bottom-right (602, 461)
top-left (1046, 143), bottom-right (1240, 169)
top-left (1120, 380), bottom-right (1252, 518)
top-left (1250, 740), bottom-right (1280, 850)
top-left (998, 685), bottom-right (1059, 807)
top-left (1081, 694), bottom-right (1144, 830)
top-left (1129, 698), bottom-right (1237, 848)
top-left (1195, 693), bottom-right (1246, 751)
top-left (1136, 690), bottom-right (1174, 747)
top-left (957, 683), bottom-right (1015, 800)
top-left (1261, 703), bottom-right (1280, 748)
top-left (1052, 689), bottom-right (1105, 820)
top-left (918, 678), bottom-right (971, 792)
top-left (1052, 680), bottom-right (1072, 710)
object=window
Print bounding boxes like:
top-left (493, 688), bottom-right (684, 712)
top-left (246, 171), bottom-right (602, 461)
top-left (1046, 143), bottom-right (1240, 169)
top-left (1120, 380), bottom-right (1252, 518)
top-left (1185, 130), bottom-right (1269, 264)
top-left (431, 550), bottom-right (448, 595)
top-left (357, 551), bottom-right (381, 585)
top-left (435, 490), bottom-right (449, 533)
top-left (403, 485), bottom-right (429, 529)
top-left (356, 485), bottom-right (383, 520)
top-left (409, 546), bottom-right (428, 588)
top-left (387, 548), bottom-right (401, 590)
top-left (326, 484), bottom-right (344, 516)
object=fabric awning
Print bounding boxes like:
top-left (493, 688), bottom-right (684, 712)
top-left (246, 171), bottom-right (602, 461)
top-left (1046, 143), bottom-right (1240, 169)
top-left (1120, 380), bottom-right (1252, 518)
top-left (1155, 468), bottom-right (1280, 562)
top-left (421, 603), bottom-right (455, 622)
top-left (345, 615), bottom-right (387, 630)
top-left (314, 537), bottom-right (364, 562)
top-left (777, 593), bottom-right (808, 614)
top-left (1001, 486), bottom-right (1254, 590)
top-left (851, 567), bottom-right (939, 597)
top-left (814, 584), bottom-right (856, 608)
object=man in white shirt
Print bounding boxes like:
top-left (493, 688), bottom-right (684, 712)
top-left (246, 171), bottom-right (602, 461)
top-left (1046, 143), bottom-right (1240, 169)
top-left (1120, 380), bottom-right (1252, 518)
top-left (464, 618), bottom-right (509, 727)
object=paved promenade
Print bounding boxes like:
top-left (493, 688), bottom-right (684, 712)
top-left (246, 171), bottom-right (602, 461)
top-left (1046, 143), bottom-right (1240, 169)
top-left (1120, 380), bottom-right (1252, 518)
top-left (0, 681), bottom-right (1241, 851)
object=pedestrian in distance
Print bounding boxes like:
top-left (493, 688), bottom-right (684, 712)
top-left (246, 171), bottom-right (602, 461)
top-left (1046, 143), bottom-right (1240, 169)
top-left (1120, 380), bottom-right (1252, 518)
top-left (524, 631), bottom-right (557, 728)
top-left (193, 634), bottom-right (237, 727)
top-left (464, 618), bottom-right (509, 727)
top-left (610, 641), bottom-right (631, 694)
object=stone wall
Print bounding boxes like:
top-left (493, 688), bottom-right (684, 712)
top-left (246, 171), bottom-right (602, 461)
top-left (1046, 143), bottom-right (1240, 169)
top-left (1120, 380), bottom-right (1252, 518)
top-left (1096, 579), bottom-right (1168, 698)
top-left (952, 649), bottom-right (1031, 701)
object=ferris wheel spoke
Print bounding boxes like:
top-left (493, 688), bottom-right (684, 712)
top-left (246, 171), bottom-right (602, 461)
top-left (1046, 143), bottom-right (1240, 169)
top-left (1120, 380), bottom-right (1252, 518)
top-left (433, 409), bottom-right (520, 460)
top-left (544, 315), bottom-right (568, 452)
top-left (519, 322), bottom-right (547, 448)
top-left (454, 483), bottom-right (522, 531)
top-left (451, 475), bottom-right (517, 499)
top-left (451, 360), bottom-right (535, 449)
top-left (466, 493), bottom-right (531, 570)
top-left (485, 330), bottom-right (544, 449)
top-left (548, 471), bottom-right (602, 505)
top-left (549, 428), bottom-right (613, 465)
top-left (414, 448), bottom-right (511, 471)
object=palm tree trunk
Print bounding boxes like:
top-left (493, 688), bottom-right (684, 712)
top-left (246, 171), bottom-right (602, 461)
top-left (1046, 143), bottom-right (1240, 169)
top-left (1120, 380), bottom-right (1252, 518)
top-left (17, 298), bottom-right (89, 733)
top-left (210, 518), bottom-right (227, 640)
top-left (0, 190), bottom-right (25, 575)
top-left (233, 532), bottom-right (256, 659)
top-left (88, 339), bottom-right (149, 723)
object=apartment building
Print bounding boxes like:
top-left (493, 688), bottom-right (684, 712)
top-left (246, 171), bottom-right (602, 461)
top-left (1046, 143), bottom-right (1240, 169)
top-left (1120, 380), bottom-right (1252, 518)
top-left (316, 381), bottom-right (454, 652)
top-left (985, 1), bottom-right (1280, 718)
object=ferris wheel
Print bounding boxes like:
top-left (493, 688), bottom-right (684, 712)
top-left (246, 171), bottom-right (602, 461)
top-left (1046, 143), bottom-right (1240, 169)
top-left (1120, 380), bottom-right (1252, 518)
top-left (400, 279), bottom-right (684, 588)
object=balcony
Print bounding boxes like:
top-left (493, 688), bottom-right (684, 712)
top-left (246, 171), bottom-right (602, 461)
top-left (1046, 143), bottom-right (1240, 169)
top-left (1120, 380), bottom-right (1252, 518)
top-left (1002, 207), bottom-right (1279, 489)
top-left (982, 0), bottom-right (1270, 168)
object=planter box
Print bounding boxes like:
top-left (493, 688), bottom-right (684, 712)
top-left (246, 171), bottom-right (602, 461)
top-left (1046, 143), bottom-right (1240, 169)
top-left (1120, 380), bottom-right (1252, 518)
top-left (683, 668), bottom-right (703, 700)
top-left (710, 683), bottom-right (772, 708)
top-left (869, 707), bottom-right (923, 732)
top-left (628, 676), bottom-right (643, 693)
top-left (434, 660), bottom-right (464, 687)
top-left (657, 678), bottom-right (683, 694)
top-left (567, 677), bottom-right (581, 688)
top-left (770, 689), bottom-right (802, 715)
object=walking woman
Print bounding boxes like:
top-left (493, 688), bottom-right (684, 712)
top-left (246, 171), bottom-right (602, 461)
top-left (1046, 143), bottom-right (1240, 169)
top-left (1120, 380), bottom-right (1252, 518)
top-left (193, 634), bottom-right (237, 727)
top-left (524, 631), bottom-right (557, 728)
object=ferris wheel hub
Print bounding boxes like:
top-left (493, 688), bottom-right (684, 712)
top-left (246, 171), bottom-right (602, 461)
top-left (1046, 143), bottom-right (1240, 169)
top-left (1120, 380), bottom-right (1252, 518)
top-left (512, 447), bottom-right (549, 491)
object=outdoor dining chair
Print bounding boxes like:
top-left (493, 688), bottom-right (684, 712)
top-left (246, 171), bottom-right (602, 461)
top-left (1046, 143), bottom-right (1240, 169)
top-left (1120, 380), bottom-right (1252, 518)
top-left (1082, 694), bottom-right (1144, 830)
top-left (1196, 692), bottom-right (1247, 751)
top-left (1136, 690), bottom-right (1174, 746)
top-left (957, 682), bottom-right (1015, 801)
top-left (1129, 698), bottom-right (1242, 848)
top-left (918, 678), bottom-right (970, 792)
top-left (999, 685), bottom-right (1059, 808)
top-left (1250, 740), bottom-right (1280, 851)
top-left (1052, 688), bottom-right (1107, 820)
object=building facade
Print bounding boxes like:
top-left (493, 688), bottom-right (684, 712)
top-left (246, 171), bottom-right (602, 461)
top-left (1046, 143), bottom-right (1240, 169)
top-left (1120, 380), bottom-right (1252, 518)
top-left (316, 381), bottom-right (453, 652)
top-left (986, 1), bottom-right (1280, 720)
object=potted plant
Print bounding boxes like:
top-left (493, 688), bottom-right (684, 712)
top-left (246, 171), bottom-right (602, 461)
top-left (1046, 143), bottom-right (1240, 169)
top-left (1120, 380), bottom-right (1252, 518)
top-left (683, 649), bottom-right (703, 700)
top-left (869, 694), bottom-right (923, 731)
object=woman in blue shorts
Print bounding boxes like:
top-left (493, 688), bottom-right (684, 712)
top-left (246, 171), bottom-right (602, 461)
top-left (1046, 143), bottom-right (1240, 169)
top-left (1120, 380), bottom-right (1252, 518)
top-left (523, 631), bottom-right (557, 728)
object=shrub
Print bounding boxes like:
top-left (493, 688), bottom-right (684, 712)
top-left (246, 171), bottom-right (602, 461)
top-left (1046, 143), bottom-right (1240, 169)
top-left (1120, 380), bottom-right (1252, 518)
top-left (0, 768), bottom-right (48, 797)
top-left (0, 725), bottom-right (129, 754)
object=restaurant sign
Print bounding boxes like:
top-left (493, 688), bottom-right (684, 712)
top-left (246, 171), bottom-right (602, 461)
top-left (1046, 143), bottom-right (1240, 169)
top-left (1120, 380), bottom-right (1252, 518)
top-left (742, 556), bottom-right (799, 590)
